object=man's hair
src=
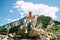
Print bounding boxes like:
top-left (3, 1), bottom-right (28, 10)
top-left (29, 11), bottom-right (32, 13)
top-left (29, 11), bottom-right (32, 16)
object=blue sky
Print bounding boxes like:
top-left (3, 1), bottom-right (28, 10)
top-left (0, 0), bottom-right (60, 26)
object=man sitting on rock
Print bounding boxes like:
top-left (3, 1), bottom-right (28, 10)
top-left (24, 11), bottom-right (37, 33)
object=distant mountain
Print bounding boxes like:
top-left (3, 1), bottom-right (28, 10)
top-left (1, 17), bottom-right (26, 28)
top-left (2, 15), bottom-right (60, 29)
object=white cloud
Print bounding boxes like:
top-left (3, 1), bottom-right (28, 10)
top-left (10, 10), bottom-right (13, 13)
top-left (13, 0), bottom-right (59, 19)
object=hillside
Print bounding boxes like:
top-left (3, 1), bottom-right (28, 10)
top-left (0, 15), bottom-right (60, 40)
top-left (37, 15), bottom-right (60, 40)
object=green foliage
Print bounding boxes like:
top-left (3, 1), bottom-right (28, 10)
top-left (54, 21), bottom-right (60, 25)
top-left (37, 15), bottom-right (60, 40)
top-left (0, 27), bottom-right (8, 33)
top-left (37, 15), bottom-right (52, 28)
top-left (9, 25), bottom-right (21, 33)
top-left (46, 24), bottom-right (60, 40)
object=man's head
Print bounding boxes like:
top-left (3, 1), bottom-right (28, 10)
top-left (29, 11), bottom-right (32, 17)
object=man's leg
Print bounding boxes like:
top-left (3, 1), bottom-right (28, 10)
top-left (32, 22), bottom-right (36, 28)
top-left (25, 22), bottom-right (32, 33)
top-left (25, 23), bottom-right (28, 33)
top-left (27, 22), bottom-right (32, 31)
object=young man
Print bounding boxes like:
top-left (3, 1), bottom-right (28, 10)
top-left (24, 11), bottom-right (37, 33)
